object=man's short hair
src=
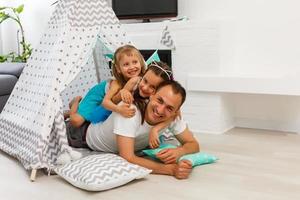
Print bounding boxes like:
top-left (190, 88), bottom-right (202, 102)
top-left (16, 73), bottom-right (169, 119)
top-left (156, 80), bottom-right (186, 108)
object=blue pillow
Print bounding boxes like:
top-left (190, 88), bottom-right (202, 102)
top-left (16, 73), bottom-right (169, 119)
top-left (142, 144), bottom-right (217, 167)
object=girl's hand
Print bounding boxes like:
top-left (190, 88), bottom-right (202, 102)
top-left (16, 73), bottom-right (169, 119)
top-left (149, 129), bottom-right (160, 149)
top-left (117, 103), bottom-right (136, 118)
top-left (120, 89), bottom-right (133, 104)
top-left (176, 110), bottom-right (182, 119)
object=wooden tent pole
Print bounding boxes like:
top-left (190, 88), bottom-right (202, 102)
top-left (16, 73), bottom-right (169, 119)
top-left (30, 169), bottom-right (37, 182)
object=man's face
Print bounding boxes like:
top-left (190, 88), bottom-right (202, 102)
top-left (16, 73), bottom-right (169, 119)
top-left (145, 85), bottom-right (182, 125)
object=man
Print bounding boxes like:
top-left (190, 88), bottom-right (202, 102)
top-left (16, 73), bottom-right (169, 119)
top-left (68, 80), bottom-right (200, 179)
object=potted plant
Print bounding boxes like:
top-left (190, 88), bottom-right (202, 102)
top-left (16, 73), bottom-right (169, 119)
top-left (0, 4), bottom-right (32, 63)
top-left (0, 4), bottom-right (31, 112)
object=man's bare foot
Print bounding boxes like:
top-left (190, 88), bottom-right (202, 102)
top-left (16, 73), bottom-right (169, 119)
top-left (174, 160), bottom-right (192, 179)
top-left (69, 96), bottom-right (82, 109)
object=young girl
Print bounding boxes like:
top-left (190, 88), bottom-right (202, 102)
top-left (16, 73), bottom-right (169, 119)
top-left (135, 61), bottom-right (178, 149)
top-left (69, 44), bottom-right (146, 127)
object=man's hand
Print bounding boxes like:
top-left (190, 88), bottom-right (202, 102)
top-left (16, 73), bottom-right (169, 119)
top-left (149, 128), bottom-right (160, 149)
top-left (120, 89), bottom-right (133, 104)
top-left (156, 148), bottom-right (183, 164)
top-left (116, 103), bottom-right (136, 118)
top-left (173, 160), bottom-right (192, 179)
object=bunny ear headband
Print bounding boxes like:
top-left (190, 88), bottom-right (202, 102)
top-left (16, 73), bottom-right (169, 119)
top-left (149, 61), bottom-right (173, 80)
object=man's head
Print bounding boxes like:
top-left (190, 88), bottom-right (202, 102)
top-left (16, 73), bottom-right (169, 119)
top-left (145, 80), bottom-right (186, 125)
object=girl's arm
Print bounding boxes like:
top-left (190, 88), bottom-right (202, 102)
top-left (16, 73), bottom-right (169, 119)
top-left (111, 77), bottom-right (141, 104)
top-left (111, 90), bottom-right (122, 104)
top-left (102, 80), bottom-right (135, 117)
top-left (149, 110), bottom-right (181, 148)
top-left (149, 118), bottom-right (174, 149)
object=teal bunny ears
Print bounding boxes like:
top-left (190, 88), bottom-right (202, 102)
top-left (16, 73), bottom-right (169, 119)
top-left (145, 50), bottom-right (160, 65)
top-left (104, 53), bottom-right (114, 60)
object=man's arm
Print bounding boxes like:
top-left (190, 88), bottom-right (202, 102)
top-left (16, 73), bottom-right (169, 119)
top-left (176, 126), bottom-right (200, 155)
top-left (156, 127), bottom-right (200, 164)
top-left (116, 135), bottom-right (192, 179)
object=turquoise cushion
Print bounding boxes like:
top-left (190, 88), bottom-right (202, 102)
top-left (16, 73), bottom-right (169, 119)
top-left (142, 144), bottom-right (217, 167)
top-left (179, 152), bottom-right (218, 167)
top-left (142, 143), bottom-right (176, 159)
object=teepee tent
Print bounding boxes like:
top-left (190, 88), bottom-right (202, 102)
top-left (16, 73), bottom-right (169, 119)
top-left (0, 0), bottom-right (131, 179)
top-left (0, 0), bottom-right (177, 181)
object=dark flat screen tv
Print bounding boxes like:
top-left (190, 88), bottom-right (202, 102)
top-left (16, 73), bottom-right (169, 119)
top-left (140, 49), bottom-right (172, 69)
top-left (112, 0), bottom-right (178, 21)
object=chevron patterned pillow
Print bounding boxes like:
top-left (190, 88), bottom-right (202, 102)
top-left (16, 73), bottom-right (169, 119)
top-left (55, 153), bottom-right (152, 191)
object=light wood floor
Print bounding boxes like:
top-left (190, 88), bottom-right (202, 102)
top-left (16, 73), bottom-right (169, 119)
top-left (1, 128), bottom-right (300, 200)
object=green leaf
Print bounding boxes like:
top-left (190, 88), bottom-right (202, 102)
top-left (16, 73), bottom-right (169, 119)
top-left (13, 56), bottom-right (24, 62)
top-left (14, 4), bottom-right (24, 14)
top-left (0, 4), bottom-right (32, 63)
top-left (0, 12), bottom-right (7, 18)
top-left (0, 13), bottom-right (9, 23)
top-left (0, 55), bottom-right (8, 63)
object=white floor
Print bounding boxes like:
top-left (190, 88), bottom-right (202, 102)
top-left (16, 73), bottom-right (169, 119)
top-left (1, 128), bottom-right (300, 200)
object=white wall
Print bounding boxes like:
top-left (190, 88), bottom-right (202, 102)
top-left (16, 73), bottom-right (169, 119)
top-left (1, 0), bottom-right (55, 54)
top-left (178, 0), bottom-right (300, 133)
top-left (179, 0), bottom-right (300, 77)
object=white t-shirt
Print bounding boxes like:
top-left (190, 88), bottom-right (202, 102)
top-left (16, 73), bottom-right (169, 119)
top-left (86, 104), bottom-right (187, 153)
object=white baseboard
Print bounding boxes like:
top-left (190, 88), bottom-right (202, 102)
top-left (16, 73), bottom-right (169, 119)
top-left (235, 117), bottom-right (300, 133)
top-left (187, 74), bottom-right (300, 96)
top-left (190, 125), bottom-right (234, 135)
top-left (190, 118), bottom-right (300, 135)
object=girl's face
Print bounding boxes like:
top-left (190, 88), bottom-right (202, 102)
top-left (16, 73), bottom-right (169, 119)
top-left (138, 70), bottom-right (164, 98)
top-left (117, 54), bottom-right (142, 80)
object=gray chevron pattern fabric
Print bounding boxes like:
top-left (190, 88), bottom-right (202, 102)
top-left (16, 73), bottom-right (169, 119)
top-left (0, 118), bottom-right (41, 169)
top-left (68, 0), bottom-right (119, 27)
top-left (159, 127), bottom-right (180, 146)
top-left (0, 0), bottom-right (129, 172)
top-left (50, 0), bottom-right (69, 26)
top-left (42, 110), bottom-right (73, 168)
top-left (160, 25), bottom-right (176, 50)
top-left (55, 154), bottom-right (151, 191)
